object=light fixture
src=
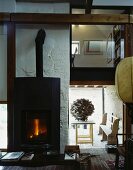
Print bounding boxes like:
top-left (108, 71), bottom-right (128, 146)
top-left (115, 57), bottom-right (133, 123)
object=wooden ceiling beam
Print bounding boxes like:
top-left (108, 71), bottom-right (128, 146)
top-left (11, 13), bottom-right (129, 24)
top-left (70, 80), bottom-right (114, 85)
top-left (0, 12), bottom-right (10, 22)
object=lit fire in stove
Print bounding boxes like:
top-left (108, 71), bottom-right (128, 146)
top-left (34, 119), bottom-right (39, 136)
top-left (28, 119), bottom-right (47, 139)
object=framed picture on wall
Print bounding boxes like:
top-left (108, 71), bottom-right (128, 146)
top-left (83, 40), bottom-right (103, 55)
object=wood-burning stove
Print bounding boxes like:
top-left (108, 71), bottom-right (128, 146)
top-left (12, 77), bottom-right (60, 153)
top-left (10, 29), bottom-right (60, 152)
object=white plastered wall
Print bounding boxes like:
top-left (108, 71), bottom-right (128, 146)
top-left (0, 0), bottom-right (70, 153)
top-left (104, 85), bottom-right (123, 133)
top-left (15, 2), bottom-right (70, 153)
top-left (0, 25), bottom-right (7, 101)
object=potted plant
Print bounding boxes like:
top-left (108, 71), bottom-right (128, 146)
top-left (71, 98), bottom-right (95, 121)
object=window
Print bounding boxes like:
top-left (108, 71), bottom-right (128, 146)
top-left (72, 41), bottom-right (80, 54)
top-left (0, 104), bottom-right (7, 149)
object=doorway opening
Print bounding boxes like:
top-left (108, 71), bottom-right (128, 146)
top-left (68, 85), bottom-right (123, 149)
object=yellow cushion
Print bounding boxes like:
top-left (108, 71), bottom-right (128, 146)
top-left (115, 57), bottom-right (133, 103)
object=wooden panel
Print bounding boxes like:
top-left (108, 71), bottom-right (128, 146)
top-left (11, 13), bottom-right (129, 24)
top-left (0, 13), bottom-right (10, 22)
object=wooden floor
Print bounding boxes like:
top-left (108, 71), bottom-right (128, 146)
top-left (81, 148), bottom-right (116, 170)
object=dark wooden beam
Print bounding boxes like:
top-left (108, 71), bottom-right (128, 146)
top-left (0, 101), bottom-right (7, 104)
top-left (70, 80), bottom-right (114, 85)
top-left (70, 67), bottom-right (116, 82)
top-left (85, 0), bottom-right (93, 14)
top-left (124, 24), bottom-right (133, 57)
top-left (0, 12), bottom-right (10, 22)
top-left (7, 22), bottom-right (16, 151)
top-left (11, 13), bottom-right (129, 24)
top-left (0, 12), bottom-right (131, 24)
top-left (72, 5), bottom-right (133, 10)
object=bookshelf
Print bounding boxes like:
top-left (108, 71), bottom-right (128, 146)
top-left (113, 25), bottom-right (124, 67)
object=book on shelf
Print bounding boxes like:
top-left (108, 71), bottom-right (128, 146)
top-left (0, 151), bottom-right (24, 162)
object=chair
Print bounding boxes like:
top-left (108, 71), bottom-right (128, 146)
top-left (64, 145), bottom-right (80, 155)
top-left (98, 113), bottom-right (107, 135)
top-left (64, 145), bottom-right (91, 169)
top-left (115, 134), bottom-right (133, 169)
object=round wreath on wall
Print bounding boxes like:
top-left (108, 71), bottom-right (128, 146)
top-left (71, 98), bottom-right (95, 121)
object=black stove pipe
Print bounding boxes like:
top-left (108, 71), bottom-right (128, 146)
top-left (35, 29), bottom-right (46, 77)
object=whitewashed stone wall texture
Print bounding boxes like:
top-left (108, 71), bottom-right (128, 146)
top-left (15, 3), bottom-right (70, 153)
top-left (104, 85), bottom-right (123, 119)
top-left (0, 0), bottom-right (70, 153)
top-left (104, 85), bottom-right (123, 132)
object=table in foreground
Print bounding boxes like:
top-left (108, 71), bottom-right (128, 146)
top-left (0, 153), bottom-right (80, 170)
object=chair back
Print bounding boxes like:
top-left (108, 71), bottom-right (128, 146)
top-left (101, 113), bottom-right (107, 125)
top-left (64, 145), bottom-right (80, 155)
